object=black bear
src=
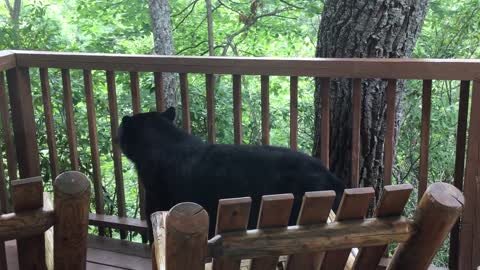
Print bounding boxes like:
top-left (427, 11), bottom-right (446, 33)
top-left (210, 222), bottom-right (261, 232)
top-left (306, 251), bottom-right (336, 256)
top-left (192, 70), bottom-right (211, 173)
top-left (118, 107), bottom-right (345, 241)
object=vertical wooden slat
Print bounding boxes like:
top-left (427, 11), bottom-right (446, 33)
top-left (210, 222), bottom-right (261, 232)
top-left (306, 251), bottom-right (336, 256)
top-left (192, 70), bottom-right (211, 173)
top-left (154, 72), bottom-right (165, 112)
top-left (0, 71), bottom-right (17, 181)
top-left (39, 68), bottom-right (59, 182)
top-left (212, 197), bottom-right (251, 270)
top-left (384, 79), bottom-right (397, 186)
top-left (11, 177), bottom-right (46, 270)
top-left (0, 243), bottom-right (6, 270)
top-left (352, 184), bottom-right (413, 270)
top-left (449, 80), bottom-right (470, 269)
top-left (286, 191), bottom-right (335, 270)
top-left (233, 75), bottom-right (242, 145)
top-left (179, 73), bottom-right (191, 133)
top-left (351, 79), bottom-right (362, 188)
top-left (106, 70), bottom-right (127, 239)
top-left (459, 80), bottom-right (480, 270)
top-left (250, 194), bottom-right (294, 270)
top-left (83, 69), bottom-right (105, 236)
top-left (320, 78), bottom-right (330, 168)
top-left (6, 67), bottom-right (40, 179)
top-left (418, 79), bottom-right (432, 201)
top-left (290, 76), bottom-right (298, 150)
top-left (319, 187), bottom-right (374, 270)
top-left (206, 74), bottom-right (216, 143)
top-left (129, 71), bottom-right (147, 243)
top-left (261, 75), bottom-right (270, 145)
top-left (61, 69), bottom-right (80, 171)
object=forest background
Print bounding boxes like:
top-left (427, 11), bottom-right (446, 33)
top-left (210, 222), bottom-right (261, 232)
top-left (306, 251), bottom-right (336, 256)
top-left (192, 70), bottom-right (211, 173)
top-left (1, 0), bottom-right (479, 266)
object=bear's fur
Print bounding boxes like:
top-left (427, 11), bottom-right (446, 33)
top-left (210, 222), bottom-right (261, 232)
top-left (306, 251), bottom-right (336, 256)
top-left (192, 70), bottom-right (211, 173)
top-left (118, 107), bottom-right (345, 241)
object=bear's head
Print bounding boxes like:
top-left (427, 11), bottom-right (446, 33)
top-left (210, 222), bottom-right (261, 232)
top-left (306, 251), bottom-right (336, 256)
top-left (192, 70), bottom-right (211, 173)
top-left (118, 107), bottom-right (177, 162)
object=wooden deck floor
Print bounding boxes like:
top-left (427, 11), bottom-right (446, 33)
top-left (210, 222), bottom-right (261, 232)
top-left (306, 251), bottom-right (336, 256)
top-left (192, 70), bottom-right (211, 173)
top-left (5, 236), bottom-right (152, 270)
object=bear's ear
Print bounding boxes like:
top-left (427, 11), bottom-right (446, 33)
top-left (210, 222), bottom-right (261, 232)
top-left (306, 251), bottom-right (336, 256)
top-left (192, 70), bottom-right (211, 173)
top-left (121, 115), bottom-right (131, 125)
top-left (163, 107), bottom-right (176, 122)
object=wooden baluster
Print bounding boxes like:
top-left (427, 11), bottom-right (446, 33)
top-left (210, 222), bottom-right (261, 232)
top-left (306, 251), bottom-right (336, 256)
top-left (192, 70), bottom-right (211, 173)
top-left (83, 69), bottom-right (105, 236)
top-left (319, 187), bottom-right (374, 270)
top-left (129, 71), bottom-right (147, 243)
top-left (233, 75), bottom-right (242, 145)
top-left (449, 80), bottom-right (470, 269)
top-left (206, 74), bottom-right (216, 143)
top-left (0, 71), bottom-right (17, 181)
top-left (180, 73), bottom-right (191, 133)
top-left (320, 78), bottom-right (330, 168)
top-left (250, 194), bottom-right (294, 270)
top-left (388, 183), bottom-right (463, 270)
top-left (39, 68), bottom-right (59, 182)
top-left (11, 176), bottom-right (46, 270)
top-left (286, 191), bottom-right (335, 270)
top-left (0, 151), bottom-right (6, 270)
top-left (212, 197), bottom-right (251, 270)
top-left (351, 79), bottom-right (362, 188)
top-left (290, 76), bottom-right (298, 150)
top-left (418, 80), bottom-right (432, 201)
top-left (383, 79), bottom-right (397, 186)
top-left (167, 203), bottom-right (209, 270)
top-left (352, 184), bottom-right (413, 269)
top-left (458, 80), bottom-right (480, 269)
top-left (261, 75), bottom-right (270, 145)
top-left (61, 69), bottom-right (80, 170)
top-left (54, 171), bottom-right (90, 270)
top-left (106, 70), bottom-right (127, 239)
top-left (154, 72), bottom-right (165, 112)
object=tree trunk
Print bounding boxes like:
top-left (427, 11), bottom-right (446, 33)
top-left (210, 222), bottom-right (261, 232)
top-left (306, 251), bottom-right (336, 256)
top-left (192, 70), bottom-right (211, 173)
top-left (313, 0), bottom-right (428, 192)
top-left (5, 0), bottom-right (22, 48)
top-left (149, 0), bottom-right (177, 109)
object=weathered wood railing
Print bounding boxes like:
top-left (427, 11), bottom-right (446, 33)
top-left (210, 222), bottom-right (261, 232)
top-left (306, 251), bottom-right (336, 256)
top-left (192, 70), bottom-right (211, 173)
top-left (151, 183), bottom-right (463, 270)
top-left (0, 50), bottom-right (479, 269)
top-left (0, 171), bottom-right (90, 270)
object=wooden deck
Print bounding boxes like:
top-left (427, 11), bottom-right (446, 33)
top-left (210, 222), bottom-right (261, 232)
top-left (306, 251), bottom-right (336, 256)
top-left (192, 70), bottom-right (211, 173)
top-left (5, 236), bottom-right (152, 270)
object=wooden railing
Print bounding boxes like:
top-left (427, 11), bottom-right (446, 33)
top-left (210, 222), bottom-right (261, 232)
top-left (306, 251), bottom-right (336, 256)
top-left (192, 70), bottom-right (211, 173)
top-left (0, 50), bottom-right (479, 269)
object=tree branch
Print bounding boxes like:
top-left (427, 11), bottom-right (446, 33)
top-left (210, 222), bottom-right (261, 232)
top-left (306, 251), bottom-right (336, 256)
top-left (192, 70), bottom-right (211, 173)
top-left (173, 0), bottom-right (199, 31)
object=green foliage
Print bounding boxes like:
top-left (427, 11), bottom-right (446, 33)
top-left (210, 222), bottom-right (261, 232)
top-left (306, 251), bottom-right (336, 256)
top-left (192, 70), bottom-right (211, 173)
top-left (1, 0), bottom-right (479, 265)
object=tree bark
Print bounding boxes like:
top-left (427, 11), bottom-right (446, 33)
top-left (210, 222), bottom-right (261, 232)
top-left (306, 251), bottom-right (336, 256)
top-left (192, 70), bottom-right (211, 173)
top-left (313, 0), bottom-right (429, 192)
top-left (149, 0), bottom-right (177, 109)
top-left (5, 0), bottom-right (22, 48)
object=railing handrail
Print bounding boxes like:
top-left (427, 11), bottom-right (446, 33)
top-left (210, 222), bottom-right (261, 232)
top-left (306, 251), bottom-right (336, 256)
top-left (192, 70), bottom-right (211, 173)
top-left (0, 50), bottom-right (479, 80)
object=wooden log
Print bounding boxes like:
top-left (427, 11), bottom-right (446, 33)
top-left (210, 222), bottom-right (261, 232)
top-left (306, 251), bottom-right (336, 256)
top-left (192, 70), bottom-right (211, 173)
top-left (165, 203), bottom-right (209, 270)
top-left (208, 216), bottom-right (413, 260)
top-left (286, 191), bottom-right (335, 270)
top-left (418, 79), bottom-right (432, 201)
top-left (54, 171), bottom-right (90, 270)
top-left (212, 197), bottom-right (251, 270)
top-left (261, 75), bottom-right (270, 145)
top-left (0, 208), bottom-right (54, 240)
top-left (206, 74), bottom-right (216, 144)
top-left (250, 194), bottom-right (294, 270)
top-left (233, 75), bottom-right (242, 145)
top-left (289, 76), bottom-right (298, 151)
top-left (352, 184), bottom-right (413, 270)
top-left (10, 176), bottom-right (46, 270)
top-left (179, 73), bottom-right (191, 133)
top-left (387, 182), bottom-right (464, 270)
top-left (151, 211), bottom-right (167, 270)
top-left (320, 187), bottom-right (374, 270)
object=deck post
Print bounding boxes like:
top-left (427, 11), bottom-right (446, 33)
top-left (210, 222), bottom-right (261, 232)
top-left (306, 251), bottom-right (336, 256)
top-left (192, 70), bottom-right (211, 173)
top-left (54, 171), bottom-right (90, 270)
top-left (152, 202), bottom-right (209, 270)
top-left (387, 183), bottom-right (464, 270)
